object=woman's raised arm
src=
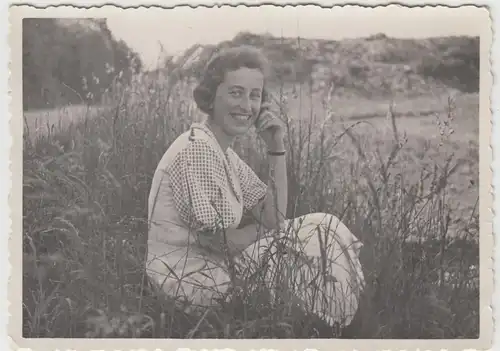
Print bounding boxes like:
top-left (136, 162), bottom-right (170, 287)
top-left (251, 111), bottom-right (288, 232)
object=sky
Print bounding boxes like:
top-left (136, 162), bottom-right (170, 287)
top-left (105, 5), bottom-right (483, 69)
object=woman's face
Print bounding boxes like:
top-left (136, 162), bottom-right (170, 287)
top-left (211, 67), bottom-right (264, 137)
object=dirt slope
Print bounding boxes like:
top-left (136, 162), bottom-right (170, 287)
top-left (177, 32), bottom-right (479, 100)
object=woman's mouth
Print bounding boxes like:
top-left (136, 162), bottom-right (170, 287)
top-left (231, 113), bottom-right (252, 122)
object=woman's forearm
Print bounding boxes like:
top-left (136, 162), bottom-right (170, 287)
top-left (197, 226), bottom-right (259, 257)
top-left (258, 150), bottom-right (288, 231)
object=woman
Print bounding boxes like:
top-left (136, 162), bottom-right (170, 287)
top-left (146, 45), bottom-right (364, 327)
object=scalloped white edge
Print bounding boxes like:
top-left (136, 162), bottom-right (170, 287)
top-left (3, 2), bottom-right (497, 351)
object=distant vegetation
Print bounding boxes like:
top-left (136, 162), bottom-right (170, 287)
top-left (178, 31), bottom-right (479, 98)
top-left (23, 22), bottom-right (479, 110)
top-left (22, 18), bottom-right (142, 110)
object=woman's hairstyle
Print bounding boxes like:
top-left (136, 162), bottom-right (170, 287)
top-left (193, 45), bottom-right (273, 115)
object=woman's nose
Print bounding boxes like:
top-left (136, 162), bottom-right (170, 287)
top-left (238, 96), bottom-right (251, 112)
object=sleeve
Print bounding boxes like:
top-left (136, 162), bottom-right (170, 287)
top-left (166, 139), bottom-right (237, 231)
top-left (232, 153), bottom-right (268, 212)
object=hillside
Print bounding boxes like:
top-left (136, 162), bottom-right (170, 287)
top-left (175, 32), bottom-right (479, 100)
top-left (23, 21), bottom-right (479, 111)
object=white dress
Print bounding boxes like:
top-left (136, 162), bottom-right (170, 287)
top-left (146, 123), bottom-right (365, 327)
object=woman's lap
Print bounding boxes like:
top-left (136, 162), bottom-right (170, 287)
top-left (147, 212), bottom-right (353, 293)
top-left (146, 212), bottom-right (364, 325)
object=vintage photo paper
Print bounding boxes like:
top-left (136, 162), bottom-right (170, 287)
top-left (8, 2), bottom-right (494, 351)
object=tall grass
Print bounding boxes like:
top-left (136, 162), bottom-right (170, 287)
top-left (22, 54), bottom-right (479, 339)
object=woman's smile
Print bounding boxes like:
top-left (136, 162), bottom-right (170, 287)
top-left (230, 112), bottom-right (252, 123)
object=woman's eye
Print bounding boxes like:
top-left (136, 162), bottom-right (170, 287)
top-left (229, 91), bottom-right (242, 97)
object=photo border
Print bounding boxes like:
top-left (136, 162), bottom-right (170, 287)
top-left (7, 2), bottom-right (495, 351)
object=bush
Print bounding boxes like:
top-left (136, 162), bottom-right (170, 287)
top-left (416, 37), bottom-right (479, 93)
top-left (22, 19), bottom-right (142, 111)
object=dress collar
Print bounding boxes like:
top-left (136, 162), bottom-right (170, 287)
top-left (188, 123), bottom-right (242, 204)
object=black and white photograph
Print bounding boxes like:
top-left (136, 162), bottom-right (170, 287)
top-left (9, 3), bottom-right (494, 350)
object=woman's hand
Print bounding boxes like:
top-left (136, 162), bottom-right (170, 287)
top-left (255, 107), bottom-right (286, 151)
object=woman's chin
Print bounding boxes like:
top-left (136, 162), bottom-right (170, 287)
top-left (227, 123), bottom-right (252, 137)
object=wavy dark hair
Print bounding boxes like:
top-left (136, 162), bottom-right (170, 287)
top-left (193, 45), bottom-right (273, 116)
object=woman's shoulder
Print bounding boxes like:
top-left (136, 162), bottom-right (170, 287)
top-left (165, 126), bottom-right (217, 154)
top-left (154, 128), bottom-right (219, 173)
top-left (168, 127), bottom-right (224, 166)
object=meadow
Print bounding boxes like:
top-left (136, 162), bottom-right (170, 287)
top-left (22, 54), bottom-right (480, 339)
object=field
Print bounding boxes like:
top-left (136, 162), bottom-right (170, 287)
top-left (22, 28), bottom-right (481, 338)
top-left (22, 68), bottom-right (480, 339)
top-left (23, 105), bottom-right (111, 143)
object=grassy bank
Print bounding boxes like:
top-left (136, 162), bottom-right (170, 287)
top-left (22, 67), bottom-right (479, 338)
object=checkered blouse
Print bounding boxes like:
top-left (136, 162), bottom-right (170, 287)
top-left (165, 123), bottom-right (268, 232)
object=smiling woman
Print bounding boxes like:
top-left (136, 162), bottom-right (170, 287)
top-left (192, 46), bottom-right (273, 149)
top-left (145, 45), bottom-right (365, 329)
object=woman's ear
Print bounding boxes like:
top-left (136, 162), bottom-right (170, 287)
top-left (193, 83), bottom-right (215, 115)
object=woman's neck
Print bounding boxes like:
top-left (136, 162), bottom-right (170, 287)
top-left (205, 119), bottom-right (233, 151)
